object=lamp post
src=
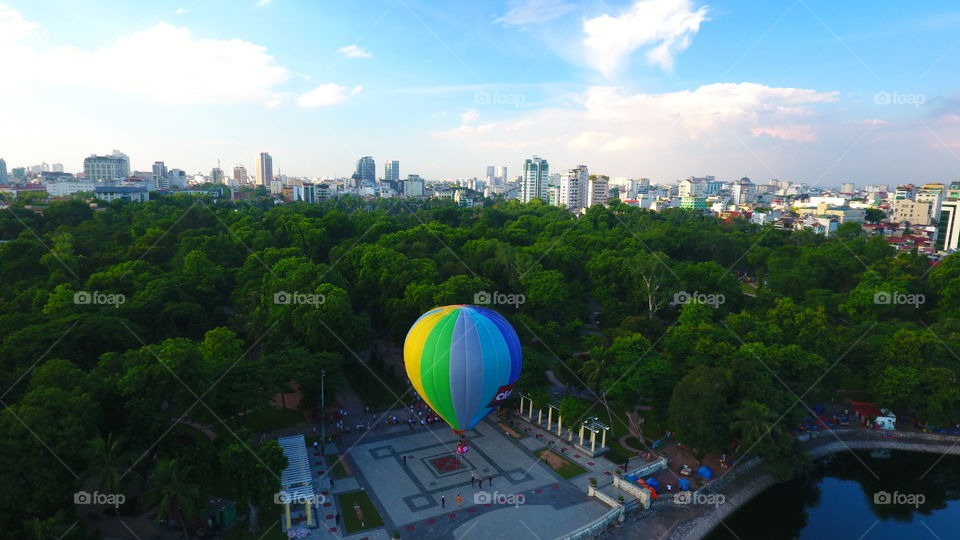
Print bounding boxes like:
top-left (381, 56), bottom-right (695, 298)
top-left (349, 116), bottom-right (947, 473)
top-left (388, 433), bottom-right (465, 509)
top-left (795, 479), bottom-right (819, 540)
top-left (321, 369), bottom-right (326, 446)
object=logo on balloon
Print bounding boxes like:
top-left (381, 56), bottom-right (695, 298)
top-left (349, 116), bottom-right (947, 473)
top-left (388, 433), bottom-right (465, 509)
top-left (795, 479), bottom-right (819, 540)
top-left (487, 384), bottom-right (515, 408)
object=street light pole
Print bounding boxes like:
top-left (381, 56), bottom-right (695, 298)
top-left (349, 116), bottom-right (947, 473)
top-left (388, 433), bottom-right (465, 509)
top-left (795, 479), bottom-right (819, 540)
top-left (321, 369), bottom-right (326, 447)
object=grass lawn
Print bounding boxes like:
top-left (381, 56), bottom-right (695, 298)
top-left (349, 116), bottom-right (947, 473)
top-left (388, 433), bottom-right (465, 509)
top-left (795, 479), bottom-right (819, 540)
top-left (534, 448), bottom-right (588, 479)
top-left (337, 490), bottom-right (384, 533)
top-left (324, 454), bottom-right (352, 479)
top-left (240, 407), bottom-right (306, 432)
top-left (496, 422), bottom-right (525, 439)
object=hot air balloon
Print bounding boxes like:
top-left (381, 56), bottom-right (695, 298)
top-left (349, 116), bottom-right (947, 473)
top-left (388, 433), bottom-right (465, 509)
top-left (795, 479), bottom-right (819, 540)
top-left (404, 305), bottom-right (522, 436)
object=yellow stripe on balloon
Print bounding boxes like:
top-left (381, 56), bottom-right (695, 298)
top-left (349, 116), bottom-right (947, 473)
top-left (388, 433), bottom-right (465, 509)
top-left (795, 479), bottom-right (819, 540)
top-left (404, 305), bottom-right (457, 415)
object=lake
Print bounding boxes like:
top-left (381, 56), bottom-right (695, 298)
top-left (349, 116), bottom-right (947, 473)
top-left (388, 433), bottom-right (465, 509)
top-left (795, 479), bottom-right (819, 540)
top-left (705, 450), bottom-right (960, 539)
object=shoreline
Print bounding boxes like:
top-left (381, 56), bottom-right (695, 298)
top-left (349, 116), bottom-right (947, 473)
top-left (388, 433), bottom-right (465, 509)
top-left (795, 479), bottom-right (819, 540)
top-left (600, 429), bottom-right (960, 540)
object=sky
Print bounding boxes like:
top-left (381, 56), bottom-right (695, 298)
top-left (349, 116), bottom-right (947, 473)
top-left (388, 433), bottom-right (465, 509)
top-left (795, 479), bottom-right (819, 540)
top-left (1, 0), bottom-right (959, 187)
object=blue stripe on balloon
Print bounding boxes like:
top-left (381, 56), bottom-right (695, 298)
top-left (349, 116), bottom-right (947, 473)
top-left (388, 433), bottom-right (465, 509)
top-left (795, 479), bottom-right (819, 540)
top-left (478, 307), bottom-right (522, 384)
top-left (458, 309), bottom-right (486, 429)
top-left (465, 307), bottom-right (508, 428)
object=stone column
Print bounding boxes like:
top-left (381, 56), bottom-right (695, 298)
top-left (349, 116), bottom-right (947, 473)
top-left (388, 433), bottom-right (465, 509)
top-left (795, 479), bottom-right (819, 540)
top-left (590, 429), bottom-right (596, 453)
top-left (519, 397), bottom-right (524, 414)
top-left (537, 409), bottom-right (542, 425)
top-left (284, 503), bottom-right (292, 530)
top-left (547, 408), bottom-right (553, 431)
top-left (557, 416), bottom-right (562, 437)
top-left (528, 400), bottom-right (534, 419)
top-left (579, 424), bottom-right (585, 446)
top-left (306, 500), bottom-right (313, 526)
top-left (601, 429), bottom-right (607, 449)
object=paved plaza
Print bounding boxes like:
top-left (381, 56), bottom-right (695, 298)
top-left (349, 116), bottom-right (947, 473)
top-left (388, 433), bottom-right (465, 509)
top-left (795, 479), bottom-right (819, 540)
top-left (312, 417), bottom-right (612, 539)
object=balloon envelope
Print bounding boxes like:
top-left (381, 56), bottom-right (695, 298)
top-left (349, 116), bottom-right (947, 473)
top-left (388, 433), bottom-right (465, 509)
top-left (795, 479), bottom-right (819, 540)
top-left (404, 305), bottom-right (522, 432)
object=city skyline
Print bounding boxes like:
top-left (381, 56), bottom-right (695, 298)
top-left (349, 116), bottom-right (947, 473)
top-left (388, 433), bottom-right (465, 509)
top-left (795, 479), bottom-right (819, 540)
top-left (1, 1), bottom-right (959, 185)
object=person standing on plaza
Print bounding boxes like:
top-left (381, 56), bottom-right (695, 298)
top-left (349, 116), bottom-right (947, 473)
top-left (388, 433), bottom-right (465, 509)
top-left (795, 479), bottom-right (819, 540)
top-left (456, 494), bottom-right (462, 507)
top-left (441, 495), bottom-right (445, 508)
top-left (488, 474), bottom-right (493, 486)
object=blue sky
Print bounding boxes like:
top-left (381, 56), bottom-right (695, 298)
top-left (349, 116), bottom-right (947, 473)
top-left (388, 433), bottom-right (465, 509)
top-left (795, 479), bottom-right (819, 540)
top-left (1, 0), bottom-right (959, 187)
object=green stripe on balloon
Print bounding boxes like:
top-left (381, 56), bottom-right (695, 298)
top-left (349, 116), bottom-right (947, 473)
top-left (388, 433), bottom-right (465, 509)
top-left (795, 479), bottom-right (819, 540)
top-left (421, 308), bottom-right (458, 427)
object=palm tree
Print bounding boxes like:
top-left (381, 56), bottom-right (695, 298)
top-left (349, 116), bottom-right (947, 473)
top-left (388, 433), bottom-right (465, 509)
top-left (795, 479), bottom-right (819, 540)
top-left (86, 434), bottom-right (124, 498)
top-left (145, 458), bottom-right (200, 540)
top-left (23, 517), bottom-right (55, 540)
top-left (731, 401), bottom-right (775, 453)
top-left (580, 349), bottom-right (608, 391)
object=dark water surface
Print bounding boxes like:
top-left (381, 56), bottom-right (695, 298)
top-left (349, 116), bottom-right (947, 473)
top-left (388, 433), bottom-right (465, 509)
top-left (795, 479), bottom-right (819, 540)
top-left (705, 450), bottom-right (960, 539)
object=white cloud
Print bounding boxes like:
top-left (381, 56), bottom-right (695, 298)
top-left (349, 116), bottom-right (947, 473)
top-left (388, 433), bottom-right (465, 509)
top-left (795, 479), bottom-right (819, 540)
top-left (583, 0), bottom-right (708, 76)
top-left (297, 83), bottom-right (363, 108)
top-left (496, 0), bottom-right (576, 26)
top-left (461, 109), bottom-right (479, 123)
top-left (0, 17), bottom-right (290, 104)
top-left (255, 0), bottom-right (272, 6)
top-left (0, 3), bottom-right (39, 42)
top-left (175, 7), bottom-right (188, 15)
top-left (338, 44), bottom-right (372, 58)
top-left (435, 83), bottom-right (838, 152)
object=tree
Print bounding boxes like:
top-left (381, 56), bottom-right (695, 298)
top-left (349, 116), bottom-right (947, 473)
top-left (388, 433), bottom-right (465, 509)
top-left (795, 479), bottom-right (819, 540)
top-left (220, 439), bottom-right (288, 534)
top-left (865, 208), bottom-right (886, 223)
top-left (145, 458), bottom-right (201, 540)
top-left (668, 366), bottom-right (729, 454)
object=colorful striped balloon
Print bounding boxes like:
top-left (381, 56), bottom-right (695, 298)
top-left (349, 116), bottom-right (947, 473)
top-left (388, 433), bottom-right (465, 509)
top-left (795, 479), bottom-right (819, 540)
top-left (403, 305), bottom-right (522, 433)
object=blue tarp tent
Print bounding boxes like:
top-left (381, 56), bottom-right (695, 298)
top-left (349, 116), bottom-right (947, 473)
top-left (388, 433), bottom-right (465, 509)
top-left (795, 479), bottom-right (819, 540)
top-left (678, 478), bottom-right (690, 490)
top-left (646, 477), bottom-right (659, 489)
top-left (696, 466), bottom-right (714, 479)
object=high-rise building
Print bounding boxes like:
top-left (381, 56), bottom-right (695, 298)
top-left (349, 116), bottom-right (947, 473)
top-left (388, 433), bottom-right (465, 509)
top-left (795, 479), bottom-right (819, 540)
top-left (560, 165), bottom-right (588, 213)
top-left (936, 200), bottom-right (960, 252)
top-left (679, 178), bottom-right (707, 198)
top-left (166, 169), bottom-right (187, 189)
top-left (51, 163), bottom-right (64, 173)
top-left (83, 150), bottom-right (130, 181)
top-left (355, 156), bottom-right (375, 185)
top-left (256, 153), bottom-right (273, 186)
top-left (403, 174), bottom-right (424, 197)
top-left (893, 199), bottom-right (933, 226)
top-left (152, 161), bottom-right (167, 188)
top-left (587, 175), bottom-right (609, 208)
top-left (731, 177), bottom-right (755, 205)
top-left (840, 182), bottom-right (856, 194)
top-left (485, 166), bottom-right (496, 184)
top-left (211, 167), bottom-right (224, 184)
top-left (0, 159), bottom-right (7, 184)
top-left (520, 156), bottom-right (548, 203)
top-left (384, 160), bottom-right (399, 182)
top-left (233, 165), bottom-right (249, 184)
top-left (497, 166), bottom-right (508, 186)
